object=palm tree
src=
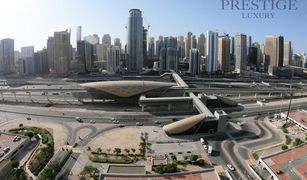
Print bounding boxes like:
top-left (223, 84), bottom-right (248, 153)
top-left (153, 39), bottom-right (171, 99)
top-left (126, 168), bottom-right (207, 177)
top-left (97, 147), bottom-right (102, 153)
top-left (124, 148), bottom-right (130, 155)
top-left (113, 148), bottom-right (121, 156)
top-left (131, 148), bottom-right (136, 154)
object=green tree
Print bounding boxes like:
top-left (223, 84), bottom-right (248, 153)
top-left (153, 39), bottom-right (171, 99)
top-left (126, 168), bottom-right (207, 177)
top-left (11, 160), bottom-right (19, 169)
top-left (25, 131), bottom-right (34, 139)
top-left (19, 123), bottom-right (23, 127)
top-left (131, 148), bottom-right (136, 154)
top-left (113, 148), bottom-right (121, 155)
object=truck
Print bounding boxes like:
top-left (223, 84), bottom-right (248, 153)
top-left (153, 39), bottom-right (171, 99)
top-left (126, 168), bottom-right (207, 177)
top-left (207, 145), bottom-right (213, 155)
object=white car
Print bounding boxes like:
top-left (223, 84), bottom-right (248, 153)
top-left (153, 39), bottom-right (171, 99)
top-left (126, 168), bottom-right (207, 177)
top-left (227, 164), bottom-right (235, 171)
top-left (112, 120), bottom-right (119, 124)
top-left (90, 120), bottom-right (96, 124)
top-left (136, 122), bottom-right (143, 126)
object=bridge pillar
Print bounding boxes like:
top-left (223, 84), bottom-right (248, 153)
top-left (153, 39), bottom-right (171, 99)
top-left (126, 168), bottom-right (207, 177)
top-left (91, 98), bottom-right (94, 103)
top-left (268, 93), bottom-right (271, 97)
top-left (280, 93), bottom-right (283, 98)
top-left (12, 92), bottom-right (17, 102)
top-left (141, 105), bottom-right (145, 112)
top-left (238, 94), bottom-right (241, 99)
top-left (254, 93), bottom-right (257, 98)
top-left (168, 104), bottom-right (171, 112)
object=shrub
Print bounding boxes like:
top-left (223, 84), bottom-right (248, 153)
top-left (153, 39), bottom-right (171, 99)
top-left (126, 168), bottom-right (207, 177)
top-left (80, 166), bottom-right (99, 180)
top-left (282, 128), bottom-right (289, 134)
top-left (194, 159), bottom-right (205, 166)
top-left (252, 152), bottom-right (259, 160)
top-left (153, 163), bottom-right (177, 174)
top-left (293, 138), bottom-right (303, 146)
top-left (189, 154), bottom-right (199, 162)
top-left (89, 156), bottom-right (133, 164)
top-left (281, 145), bottom-right (288, 150)
top-left (19, 123), bottom-right (23, 127)
top-left (285, 135), bottom-right (292, 145)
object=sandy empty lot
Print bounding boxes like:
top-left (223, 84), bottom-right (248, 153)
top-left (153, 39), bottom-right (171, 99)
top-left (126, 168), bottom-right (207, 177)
top-left (88, 127), bottom-right (142, 153)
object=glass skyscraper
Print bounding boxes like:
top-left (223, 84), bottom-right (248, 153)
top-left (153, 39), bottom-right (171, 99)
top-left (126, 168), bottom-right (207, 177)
top-left (127, 9), bottom-right (144, 73)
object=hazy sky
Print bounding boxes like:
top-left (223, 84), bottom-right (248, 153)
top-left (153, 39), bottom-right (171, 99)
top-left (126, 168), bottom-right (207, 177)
top-left (0, 0), bottom-right (306, 53)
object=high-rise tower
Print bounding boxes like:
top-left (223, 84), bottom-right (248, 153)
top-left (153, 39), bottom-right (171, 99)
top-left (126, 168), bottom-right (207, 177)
top-left (127, 9), bottom-right (144, 73)
top-left (206, 31), bottom-right (218, 73)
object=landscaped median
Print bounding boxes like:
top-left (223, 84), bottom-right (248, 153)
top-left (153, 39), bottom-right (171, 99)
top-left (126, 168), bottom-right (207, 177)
top-left (89, 155), bottom-right (134, 164)
top-left (9, 126), bottom-right (54, 176)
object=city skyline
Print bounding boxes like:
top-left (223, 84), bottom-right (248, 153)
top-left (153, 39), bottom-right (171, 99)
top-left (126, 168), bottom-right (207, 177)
top-left (0, 0), bottom-right (306, 53)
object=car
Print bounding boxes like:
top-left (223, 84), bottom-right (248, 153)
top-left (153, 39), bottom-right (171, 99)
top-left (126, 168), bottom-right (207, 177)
top-left (44, 103), bottom-right (53, 107)
top-left (242, 114), bottom-right (248, 118)
top-left (276, 170), bottom-right (283, 174)
top-left (112, 120), bottom-right (119, 124)
top-left (75, 117), bottom-right (83, 123)
top-left (136, 122), bottom-right (143, 126)
top-left (154, 120), bottom-right (161, 124)
top-left (26, 117), bottom-right (31, 120)
top-left (89, 120), bottom-right (96, 124)
top-left (227, 164), bottom-right (235, 171)
top-left (117, 124), bottom-right (125, 128)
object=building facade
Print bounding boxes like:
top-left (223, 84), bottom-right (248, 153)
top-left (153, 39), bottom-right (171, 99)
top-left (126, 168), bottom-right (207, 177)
top-left (0, 38), bottom-right (15, 74)
top-left (284, 41), bottom-right (292, 66)
top-left (264, 35), bottom-right (284, 73)
top-left (198, 33), bottom-right (206, 57)
top-left (189, 48), bottom-right (201, 75)
top-left (234, 33), bottom-right (247, 73)
top-left (107, 46), bottom-right (120, 74)
top-left (206, 31), bottom-right (218, 73)
top-left (185, 32), bottom-right (192, 58)
top-left (218, 35), bottom-right (231, 72)
top-left (53, 30), bottom-right (72, 75)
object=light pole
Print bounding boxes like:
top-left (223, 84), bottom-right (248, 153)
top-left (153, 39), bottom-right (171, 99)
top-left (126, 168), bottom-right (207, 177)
top-left (285, 77), bottom-right (293, 124)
